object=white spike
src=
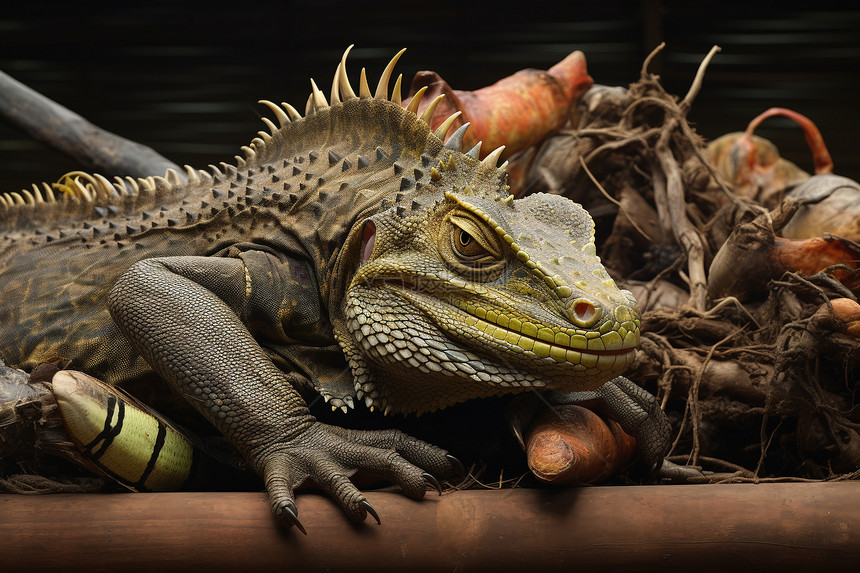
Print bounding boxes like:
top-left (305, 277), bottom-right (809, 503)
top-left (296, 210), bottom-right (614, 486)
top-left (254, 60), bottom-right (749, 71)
top-left (465, 141), bottom-right (482, 159)
top-left (419, 94), bottom-right (445, 124)
top-left (241, 145), bottom-right (256, 160)
top-left (499, 160), bottom-right (509, 172)
top-left (124, 176), bottom-right (140, 193)
top-left (184, 165), bottom-right (201, 185)
top-left (405, 86), bottom-right (428, 114)
top-left (257, 130), bottom-right (272, 143)
top-left (359, 68), bottom-right (371, 98)
top-left (259, 100), bottom-right (290, 127)
top-left (338, 45), bottom-right (357, 100)
top-left (198, 169), bottom-right (213, 186)
top-left (260, 117), bottom-right (279, 136)
top-left (433, 111), bottom-right (462, 140)
top-left (481, 145), bottom-right (506, 168)
top-left (375, 48), bottom-right (406, 100)
top-left (113, 177), bottom-right (129, 195)
top-left (392, 74), bottom-right (403, 107)
top-left (21, 188), bottom-right (35, 204)
top-left (164, 168), bottom-right (182, 186)
top-left (30, 183), bottom-right (44, 203)
top-left (42, 182), bottom-right (56, 202)
top-left (330, 59), bottom-right (342, 105)
top-left (305, 93), bottom-right (315, 116)
top-left (310, 78), bottom-right (328, 109)
top-left (93, 173), bottom-right (117, 197)
top-left (0, 194), bottom-right (9, 208)
top-left (281, 102), bottom-right (302, 121)
top-left (210, 164), bottom-right (224, 177)
top-left (445, 122), bottom-right (470, 151)
top-left (72, 178), bottom-right (92, 202)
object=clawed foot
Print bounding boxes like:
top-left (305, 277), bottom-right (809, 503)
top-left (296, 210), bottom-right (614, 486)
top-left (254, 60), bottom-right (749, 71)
top-left (254, 422), bottom-right (463, 533)
top-left (545, 376), bottom-right (673, 472)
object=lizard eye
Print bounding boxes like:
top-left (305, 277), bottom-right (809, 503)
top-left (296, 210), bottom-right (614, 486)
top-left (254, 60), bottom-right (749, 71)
top-left (457, 229), bottom-right (472, 248)
top-left (452, 228), bottom-right (487, 259)
top-left (440, 211), bottom-right (508, 281)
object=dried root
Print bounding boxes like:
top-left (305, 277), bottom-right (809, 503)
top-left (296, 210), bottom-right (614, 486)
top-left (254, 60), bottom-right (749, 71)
top-left (511, 44), bottom-right (860, 481)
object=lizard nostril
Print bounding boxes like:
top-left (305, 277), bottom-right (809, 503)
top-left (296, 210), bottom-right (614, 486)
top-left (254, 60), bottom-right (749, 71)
top-left (568, 298), bottom-right (601, 327)
top-left (574, 301), bottom-right (594, 321)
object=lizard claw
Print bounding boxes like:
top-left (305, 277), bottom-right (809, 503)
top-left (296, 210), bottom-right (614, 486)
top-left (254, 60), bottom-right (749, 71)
top-left (422, 472), bottom-right (442, 495)
top-left (360, 500), bottom-right (381, 525)
top-left (276, 500), bottom-right (307, 535)
top-left (446, 454), bottom-right (466, 480)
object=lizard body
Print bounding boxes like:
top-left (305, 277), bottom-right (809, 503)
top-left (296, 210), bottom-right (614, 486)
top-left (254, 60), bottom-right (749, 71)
top-left (0, 48), bottom-right (666, 529)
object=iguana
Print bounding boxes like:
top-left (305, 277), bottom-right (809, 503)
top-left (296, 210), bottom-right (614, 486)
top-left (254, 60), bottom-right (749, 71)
top-left (0, 47), bottom-right (671, 532)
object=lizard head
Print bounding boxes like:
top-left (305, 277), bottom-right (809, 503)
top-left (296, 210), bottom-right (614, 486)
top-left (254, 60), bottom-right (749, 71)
top-left (275, 46), bottom-right (642, 415)
top-left (341, 152), bottom-right (640, 415)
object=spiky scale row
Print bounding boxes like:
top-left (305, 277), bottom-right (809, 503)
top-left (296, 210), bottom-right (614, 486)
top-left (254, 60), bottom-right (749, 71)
top-left (0, 46), bottom-right (508, 219)
top-left (0, 165), bottom-right (216, 212)
top-left (295, 46), bottom-right (508, 173)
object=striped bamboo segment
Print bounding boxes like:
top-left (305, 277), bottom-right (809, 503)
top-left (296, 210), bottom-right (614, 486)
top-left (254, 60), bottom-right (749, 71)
top-left (51, 370), bottom-right (197, 491)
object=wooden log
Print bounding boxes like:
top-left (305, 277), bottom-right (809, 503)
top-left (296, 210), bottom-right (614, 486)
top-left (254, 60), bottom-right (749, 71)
top-left (2, 483), bottom-right (859, 572)
top-left (0, 70), bottom-right (182, 180)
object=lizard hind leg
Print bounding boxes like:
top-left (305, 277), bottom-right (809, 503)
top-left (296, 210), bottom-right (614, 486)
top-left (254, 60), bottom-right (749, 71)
top-left (51, 370), bottom-right (199, 492)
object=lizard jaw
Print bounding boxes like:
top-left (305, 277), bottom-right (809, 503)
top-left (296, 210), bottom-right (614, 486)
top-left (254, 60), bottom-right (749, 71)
top-left (351, 279), bottom-right (638, 391)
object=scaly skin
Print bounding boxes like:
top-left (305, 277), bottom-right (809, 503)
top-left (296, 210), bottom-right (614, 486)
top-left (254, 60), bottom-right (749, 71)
top-left (0, 48), bottom-right (662, 530)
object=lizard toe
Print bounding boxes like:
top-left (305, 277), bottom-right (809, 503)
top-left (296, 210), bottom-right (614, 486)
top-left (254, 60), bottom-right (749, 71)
top-left (326, 440), bottom-right (430, 500)
top-left (308, 461), bottom-right (373, 522)
top-left (262, 452), bottom-right (306, 534)
top-left (336, 427), bottom-right (456, 480)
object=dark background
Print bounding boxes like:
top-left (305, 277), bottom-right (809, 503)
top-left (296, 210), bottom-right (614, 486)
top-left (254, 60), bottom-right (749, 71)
top-left (1, 1), bottom-right (858, 192)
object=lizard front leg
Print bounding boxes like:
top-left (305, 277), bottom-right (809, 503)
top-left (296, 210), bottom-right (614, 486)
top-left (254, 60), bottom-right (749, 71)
top-left (108, 255), bottom-right (455, 531)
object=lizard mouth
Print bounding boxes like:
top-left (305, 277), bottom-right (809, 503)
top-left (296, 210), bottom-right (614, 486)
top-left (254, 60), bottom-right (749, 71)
top-left (448, 295), bottom-right (637, 373)
top-left (375, 277), bottom-right (639, 376)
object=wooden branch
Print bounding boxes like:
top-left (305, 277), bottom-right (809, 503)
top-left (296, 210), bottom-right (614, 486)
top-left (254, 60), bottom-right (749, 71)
top-left (0, 70), bottom-right (183, 181)
top-left (2, 484), bottom-right (860, 572)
